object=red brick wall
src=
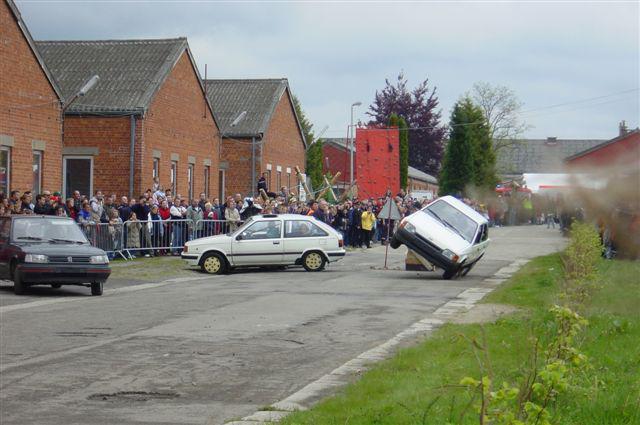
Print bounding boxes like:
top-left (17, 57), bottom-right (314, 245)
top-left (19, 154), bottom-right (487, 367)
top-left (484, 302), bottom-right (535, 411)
top-left (261, 91), bottom-right (305, 193)
top-left (355, 127), bottom-right (400, 199)
top-left (142, 51), bottom-right (220, 198)
top-left (566, 131), bottom-right (640, 172)
top-left (63, 115), bottom-right (132, 197)
top-left (220, 137), bottom-right (256, 197)
top-left (0, 0), bottom-right (62, 194)
top-left (322, 143), bottom-right (352, 184)
top-left (408, 177), bottom-right (438, 194)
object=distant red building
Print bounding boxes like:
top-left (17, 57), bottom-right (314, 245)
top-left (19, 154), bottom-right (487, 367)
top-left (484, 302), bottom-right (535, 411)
top-left (354, 127), bottom-right (399, 199)
top-left (565, 127), bottom-right (639, 173)
top-left (322, 138), bottom-right (351, 187)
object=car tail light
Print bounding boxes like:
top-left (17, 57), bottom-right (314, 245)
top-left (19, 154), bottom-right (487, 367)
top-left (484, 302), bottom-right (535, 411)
top-left (338, 239), bottom-right (344, 247)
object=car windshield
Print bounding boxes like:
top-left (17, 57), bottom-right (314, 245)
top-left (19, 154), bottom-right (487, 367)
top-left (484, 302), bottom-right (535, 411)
top-left (423, 200), bottom-right (478, 243)
top-left (232, 217), bottom-right (255, 235)
top-left (12, 218), bottom-right (89, 244)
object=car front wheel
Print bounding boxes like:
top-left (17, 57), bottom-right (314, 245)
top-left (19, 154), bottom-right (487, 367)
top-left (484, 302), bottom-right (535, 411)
top-left (389, 236), bottom-right (401, 249)
top-left (91, 281), bottom-right (103, 296)
top-left (442, 268), bottom-right (458, 280)
top-left (13, 270), bottom-right (26, 295)
top-left (302, 251), bottom-right (326, 272)
top-left (201, 253), bottom-right (227, 275)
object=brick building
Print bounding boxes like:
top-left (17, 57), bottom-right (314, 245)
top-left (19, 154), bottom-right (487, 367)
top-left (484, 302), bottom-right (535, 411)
top-left (407, 166), bottom-right (438, 194)
top-left (36, 38), bottom-right (220, 199)
top-left (565, 127), bottom-right (639, 173)
top-left (205, 79), bottom-right (306, 198)
top-left (355, 127), bottom-right (400, 199)
top-left (322, 138), bottom-right (353, 188)
top-left (1, 0), bottom-right (63, 195)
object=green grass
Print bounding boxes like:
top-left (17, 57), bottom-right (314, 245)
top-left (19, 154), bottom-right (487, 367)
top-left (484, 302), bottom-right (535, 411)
top-left (280, 255), bottom-right (640, 425)
top-left (109, 256), bottom-right (198, 281)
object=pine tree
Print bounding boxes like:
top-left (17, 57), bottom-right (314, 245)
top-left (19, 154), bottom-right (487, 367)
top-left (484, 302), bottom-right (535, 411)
top-left (439, 97), bottom-right (496, 196)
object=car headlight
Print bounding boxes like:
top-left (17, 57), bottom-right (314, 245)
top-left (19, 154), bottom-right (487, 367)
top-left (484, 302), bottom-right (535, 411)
top-left (25, 254), bottom-right (49, 263)
top-left (402, 222), bottom-right (417, 234)
top-left (441, 249), bottom-right (460, 263)
top-left (90, 255), bottom-right (110, 264)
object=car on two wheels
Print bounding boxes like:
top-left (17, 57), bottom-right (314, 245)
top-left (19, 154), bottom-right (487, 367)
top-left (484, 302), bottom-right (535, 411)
top-left (0, 216), bottom-right (111, 295)
top-left (182, 214), bottom-right (345, 274)
top-left (391, 195), bottom-right (490, 279)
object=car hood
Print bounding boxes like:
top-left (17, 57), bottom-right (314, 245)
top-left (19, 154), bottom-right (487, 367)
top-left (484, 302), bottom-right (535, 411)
top-left (410, 212), bottom-right (471, 254)
top-left (16, 242), bottom-right (107, 256)
top-left (188, 234), bottom-right (233, 246)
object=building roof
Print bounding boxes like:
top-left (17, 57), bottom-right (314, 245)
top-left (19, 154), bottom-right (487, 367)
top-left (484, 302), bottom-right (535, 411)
top-left (408, 166), bottom-right (438, 184)
top-left (5, 0), bottom-right (62, 100)
top-left (495, 138), bottom-right (606, 175)
top-left (564, 129), bottom-right (640, 162)
top-left (323, 138), bottom-right (353, 152)
top-left (204, 79), bottom-right (305, 145)
top-left (35, 38), bottom-right (211, 116)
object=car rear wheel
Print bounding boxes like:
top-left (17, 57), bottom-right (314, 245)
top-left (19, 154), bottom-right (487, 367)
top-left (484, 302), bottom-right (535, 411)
top-left (201, 253), bottom-right (227, 275)
top-left (91, 281), bottom-right (103, 296)
top-left (389, 236), bottom-right (401, 249)
top-left (302, 251), bottom-right (326, 272)
top-left (460, 264), bottom-right (474, 277)
top-left (13, 270), bottom-right (26, 295)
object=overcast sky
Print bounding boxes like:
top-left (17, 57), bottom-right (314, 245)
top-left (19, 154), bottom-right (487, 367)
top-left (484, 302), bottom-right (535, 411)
top-left (17, 0), bottom-right (639, 140)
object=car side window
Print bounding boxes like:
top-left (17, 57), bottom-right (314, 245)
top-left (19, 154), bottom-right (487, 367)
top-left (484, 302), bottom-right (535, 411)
top-left (285, 220), bottom-right (328, 238)
top-left (474, 224), bottom-right (488, 244)
top-left (241, 221), bottom-right (281, 240)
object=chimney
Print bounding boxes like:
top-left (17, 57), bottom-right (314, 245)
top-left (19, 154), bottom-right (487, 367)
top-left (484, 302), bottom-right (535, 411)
top-left (545, 137), bottom-right (558, 146)
top-left (619, 120), bottom-right (628, 136)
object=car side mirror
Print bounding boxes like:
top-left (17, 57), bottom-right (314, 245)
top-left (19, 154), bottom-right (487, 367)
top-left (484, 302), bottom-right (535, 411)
top-left (236, 233), bottom-right (244, 241)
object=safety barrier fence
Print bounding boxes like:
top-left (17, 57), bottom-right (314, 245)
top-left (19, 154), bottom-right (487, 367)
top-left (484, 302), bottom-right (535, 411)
top-left (78, 218), bottom-right (244, 260)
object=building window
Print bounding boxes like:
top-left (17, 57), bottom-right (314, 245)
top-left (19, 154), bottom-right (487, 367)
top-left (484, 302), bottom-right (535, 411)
top-left (266, 170), bottom-right (272, 191)
top-left (153, 158), bottom-right (159, 180)
top-left (204, 166), bottom-right (210, 198)
top-left (63, 156), bottom-right (92, 199)
top-left (218, 169), bottom-right (225, 201)
top-left (170, 161), bottom-right (177, 194)
top-left (287, 171), bottom-right (291, 191)
top-left (0, 147), bottom-right (10, 196)
top-left (32, 151), bottom-right (43, 194)
top-left (276, 170), bottom-right (282, 191)
top-left (187, 164), bottom-right (194, 202)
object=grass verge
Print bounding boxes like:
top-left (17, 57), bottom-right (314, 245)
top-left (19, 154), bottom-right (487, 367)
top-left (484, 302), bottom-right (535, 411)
top-left (109, 256), bottom-right (198, 281)
top-left (280, 254), bottom-right (640, 424)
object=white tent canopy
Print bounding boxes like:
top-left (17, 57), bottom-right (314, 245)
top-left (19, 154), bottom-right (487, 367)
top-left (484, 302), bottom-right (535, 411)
top-left (522, 173), bottom-right (606, 194)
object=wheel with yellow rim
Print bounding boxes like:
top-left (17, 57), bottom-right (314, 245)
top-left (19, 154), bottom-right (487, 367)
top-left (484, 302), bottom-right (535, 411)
top-left (302, 251), bottom-right (326, 272)
top-left (201, 252), bottom-right (227, 275)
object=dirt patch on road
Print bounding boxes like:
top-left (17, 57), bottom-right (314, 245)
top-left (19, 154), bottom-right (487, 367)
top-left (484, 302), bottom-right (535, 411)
top-left (449, 303), bottom-right (520, 324)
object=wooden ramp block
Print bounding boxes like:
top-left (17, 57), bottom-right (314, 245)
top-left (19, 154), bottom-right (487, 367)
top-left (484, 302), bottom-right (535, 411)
top-left (405, 249), bottom-right (435, 272)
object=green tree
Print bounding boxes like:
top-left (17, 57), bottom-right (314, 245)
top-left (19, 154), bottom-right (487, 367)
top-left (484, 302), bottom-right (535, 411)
top-left (387, 113), bottom-right (409, 190)
top-left (439, 97), bottom-right (496, 196)
top-left (292, 94), bottom-right (324, 191)
top-left (398, 116), bottom-right (409, 190)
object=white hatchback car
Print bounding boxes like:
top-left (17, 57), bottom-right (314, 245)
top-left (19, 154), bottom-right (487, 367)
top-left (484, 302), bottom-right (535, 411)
top-left (181, 214), bottom-right (346, 274)
top-left (391, 195), bottom-right (490, 279)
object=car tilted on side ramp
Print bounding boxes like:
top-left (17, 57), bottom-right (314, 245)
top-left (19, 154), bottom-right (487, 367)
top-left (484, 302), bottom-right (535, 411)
top-left (391, 196), bottom-right (490, 279)
top-left (182, 214), bottom-right (346, 274)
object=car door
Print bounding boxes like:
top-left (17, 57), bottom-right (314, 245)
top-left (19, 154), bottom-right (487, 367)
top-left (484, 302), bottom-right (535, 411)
top-left (0, 218), bottom-right (12, 279)
top-left (283, 220), bottom-right (329, 264)
top-left (231, 219), bottom-right (284, 265)
top-left (467, 223), bottom-right (489, 263)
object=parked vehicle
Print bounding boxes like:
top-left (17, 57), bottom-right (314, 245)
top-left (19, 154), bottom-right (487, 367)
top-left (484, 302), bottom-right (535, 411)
top-left (391, 195), bottom-right (490, 279)
top-left (182, 214), bottom-right (346, 274)
top-left (0, 216), bottom-right (111, 295)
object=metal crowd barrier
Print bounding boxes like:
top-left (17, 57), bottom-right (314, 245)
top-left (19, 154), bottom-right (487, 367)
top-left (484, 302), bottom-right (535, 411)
top-left (79, 218), bottom-right (244, 260)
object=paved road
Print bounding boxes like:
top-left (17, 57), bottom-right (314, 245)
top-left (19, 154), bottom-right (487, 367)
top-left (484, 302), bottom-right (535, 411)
top-left (0, 226), bottom-right (564, 425)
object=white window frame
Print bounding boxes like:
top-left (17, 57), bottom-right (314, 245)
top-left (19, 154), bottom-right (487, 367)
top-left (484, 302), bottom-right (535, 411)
top-left (170, 161), bottom-right (178, 194)
top-left (0, 147), bottom-right (11, 196)
top-left (187, 163), bottom-right (194, 201)
top-left (33, 150), bottom-right (43, 194)
top-left (204, 165), bottom-right (210, 198)
top-left (62, 155), bottom-right (93, 200)
top-left (153, 158), bottom-right (159, 180)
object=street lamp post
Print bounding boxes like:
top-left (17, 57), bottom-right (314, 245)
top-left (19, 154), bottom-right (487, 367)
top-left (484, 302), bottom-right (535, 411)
top-left (350, 101), bottom-right (362, 188)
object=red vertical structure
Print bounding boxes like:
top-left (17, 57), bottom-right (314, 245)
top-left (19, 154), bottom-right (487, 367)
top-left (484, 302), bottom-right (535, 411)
top-left (355, 126), bottom-right (400, 199)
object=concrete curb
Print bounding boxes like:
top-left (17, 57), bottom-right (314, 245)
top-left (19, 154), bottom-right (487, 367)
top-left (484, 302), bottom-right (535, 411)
top-left (224, 258), bottom-right (530, 424)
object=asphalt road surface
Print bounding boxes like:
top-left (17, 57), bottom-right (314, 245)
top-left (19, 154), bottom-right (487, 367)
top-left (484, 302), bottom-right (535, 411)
top-left (0, 226), bottom-right (564, 425)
